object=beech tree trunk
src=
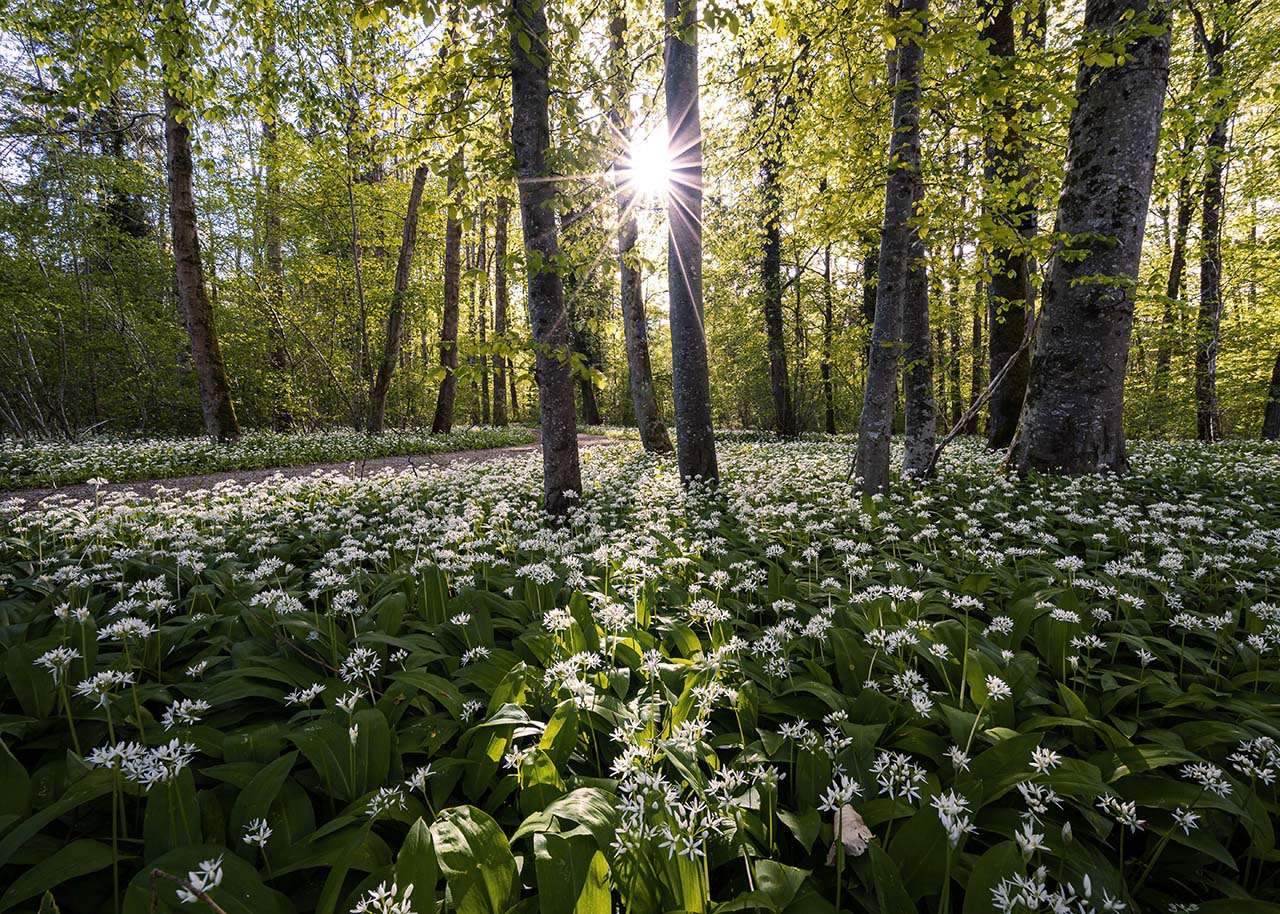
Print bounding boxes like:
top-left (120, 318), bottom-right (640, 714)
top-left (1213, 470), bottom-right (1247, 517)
top-left (1012, 0), bottom-right (1170, 474)
top-left (261, 36), bottom-right (291, 432)
top-left (163, 5), bottom-right (240, 441)
top-left (822, 243), bottom-right (836, 434)
top-left (1194, 13), bottom-right (1229, 442)
top-left (1262, 352), bottom-right (1280, 439)
top-left (492, 197), bottom-right (510, 426)
top-left (608, 5), bottom-right (671, 452)
top-left (510, 0), bottom-right (582, 515)
top-left (982, 0), bottom-right (1032, 450)
top-left (368, 163), bottom-right (429, 434)
top-left (1154, 174), bottom-right (1193, 394)
top-left (760, 150), bottom-right (798, 437)
top-left (478, 214), bottom-right (490, 424)
top-left (901, 224), bottom-right (935, 475)
top-left (665, 0), bottom-right (718, 482)
top-left (431, 158), bottom-right (464, 433)
top-left (854, 0), bottom-right (927, 492)
top-left (432, 9), bottom-right (465, 434)
top-left (964, 288), bottom-right (983, 434)
top-left (561, 207), bottom-right (603, 427)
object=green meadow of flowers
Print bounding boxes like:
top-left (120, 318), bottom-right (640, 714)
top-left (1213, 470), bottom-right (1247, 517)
top-left (0, 426), bottom-right (539, 490)
top-left (1, 438), bottom-right (1278, 914)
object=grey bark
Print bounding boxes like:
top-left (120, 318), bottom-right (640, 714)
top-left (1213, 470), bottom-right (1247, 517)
top-left (510, 0), bottom-right (582, 515)
top-left (1012, 0), bottom-right (1170, 474)
top-left (368, 163), bottom-right (429, 434)
top-left (1193, 8), bottom-right (1229, 442)
top-left (982, 0), bottom-right (1033, 450)
top-left (664, 0), bottom-right (718, 482)
top-left (432, 8), bottom-right (465, 434)
top-left (1262, 352), bottom-right (1280, 439)
top-left (854, 0), bottom-right (928, 492)
top-left (1154, 173), bottom-right (1193, 394)
top-left (492, 197), bottom-right (510, 426)
top-left (608, 6), bottom-right (671, 452)
top-left (162, 2), bottom-right (240, 441)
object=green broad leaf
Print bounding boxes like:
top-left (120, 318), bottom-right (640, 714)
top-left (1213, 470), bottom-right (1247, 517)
top-left (962, 840), bottom-right (1021, 914)
top-left (229, 751), bottom-right (297, 844)
top-left (123, 843), bottom-right (293, 914)
top-left (143, 767), bottom-right (202, 859)
top-left (888, 805), bottom-right (948, 900)
top-left (395, 818), bottom-right (438, 907)
top-left (533, 832), bottom-right (609, 914)
top-left (432, 806), bottom-right (518, 914)
top-left (868, 844), bottom-right (914, 914)
top-left (538, 701), bottom-right (578, 768)
top-left (0, 840), bottom-right (117, 913)
top-left (778, 807), bottom-right (822, 853)
top-left (0, 739), bottom-right (30, 818)
top-left (519, 749), bottom-right (566, 816)
top-left (752, 859), bottom-right (809, 912)
top-left (0, 769), bottom-right (113, 869)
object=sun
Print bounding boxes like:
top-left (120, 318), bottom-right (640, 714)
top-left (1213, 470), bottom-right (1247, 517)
top-left (624, 130), bottom-right (673, 199)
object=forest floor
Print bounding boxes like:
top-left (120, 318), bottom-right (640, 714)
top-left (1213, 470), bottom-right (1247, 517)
top-left (3, 432), bottom-right (620, 505)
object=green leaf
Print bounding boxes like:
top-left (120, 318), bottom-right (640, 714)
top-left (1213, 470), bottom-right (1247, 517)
top-left (432, 806), bottom-right (518, 914)
top-left (534, 832), bottom-right (609, 914)
top-left (0, 840), bottom-right (117, 913)
top-left (962, 840), bottom-right (1021, 914)
top-left (395, 818), bottom-right (438, 907)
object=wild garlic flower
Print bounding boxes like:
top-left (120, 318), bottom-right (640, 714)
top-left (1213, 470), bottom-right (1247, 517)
top-left (176, 855), bottom-right (223, 905)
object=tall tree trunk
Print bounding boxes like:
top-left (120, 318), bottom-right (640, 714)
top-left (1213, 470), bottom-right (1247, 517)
top-left (982, 0), bottom-right (1032, 450)
top-left (368, 163), bottom-right (429, 434)
top-left (1194, 11), bottom-right (1229, 442)
top-left (431, 156), bottom-right (465, 432)
top-left (901, 225), bottom-right (935, 475)
top-left (262, 35), bottom-right (291, 432)
top-left (822, 242), bottom-right (836, 433)
top-left (665, 0), bottom-right (718, 482)
top-left (760, 150), bottom-right (798, 437)
top-left (561, 207), bottom-right (603, 427)
top-left (964, 286), bottom-right (983, 434)
top-left (162, 1), bottom-right (239, 441)
top-left (947, 247), bottom-right (964, 426)
top-left (854, 0), bottom-right (927, 492)
top-left (432, 8), bottom-right (465, 434)
top-left (492, 197), bottom-right (510, 426)
top-left (1262, 352), bottom-right (1280, 439)
top-left (478, 212), bottom-right (490, 424)
top-left (1154, 174), bottom-right (1193, 394)
top-left (1012, 0), bottom-right (1170, 474)
top-left (608, 3), bottom-right (671, 452)
top-left (510, 0), bottom-right (582, 515)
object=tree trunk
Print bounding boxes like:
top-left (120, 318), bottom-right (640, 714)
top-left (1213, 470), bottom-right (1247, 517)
top-left (947, 248), bottom-right (964, 426)
top-left (664, 0), bottom-right (718, 482)
top-left (901, 224), bottom-right (935, 475)
top-left (492, 197), bottom-right (510, 426)
top-left (1154, 174), bottom-right (1193, 393)
top-left (261, 36), bottom-right (291, 432)
top-left (854, 0), bottom-right (927, 493)
top-left (561, 207), bottom-right (604, 427)
top-left (760, 151), bottom-right (798, 437)
top-left (982, 0), bottom-right (1032, 450)
top-left (1262, 352), bottom-right (1280, 439)
top-left (964, 286), bottom-right (983, 434)
top-left (368, 163), bottom-right (429, 434)
top-left (1195, 17), bottom-right (1229, 442)
top-left (510, 0), bottom-right (582, 515)
top-left (478, 213), bottom-right (490, 424)
top-left (608, 5), bottom-right (672, 453)
top-left (822, 243), bottom-right (836, 434)
top-left (432, 8), bottom-right (465, 434)
top-left (1012, 0), bottom-right (1170, 474)
top-left (431, 157), bottom-right (464, 433)
top-left (162, 3), bottom-right (240, 441)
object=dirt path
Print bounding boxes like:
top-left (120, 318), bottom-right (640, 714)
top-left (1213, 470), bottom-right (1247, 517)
top-left (5, 434), bottom-right (622, 507)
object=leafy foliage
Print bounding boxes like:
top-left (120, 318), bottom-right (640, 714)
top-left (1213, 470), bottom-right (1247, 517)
top-left (2, 438), bottom-right (1278, 911)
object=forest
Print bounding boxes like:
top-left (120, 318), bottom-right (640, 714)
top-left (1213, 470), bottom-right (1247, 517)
top-left (2, 0), bottom-right (1280, 912)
